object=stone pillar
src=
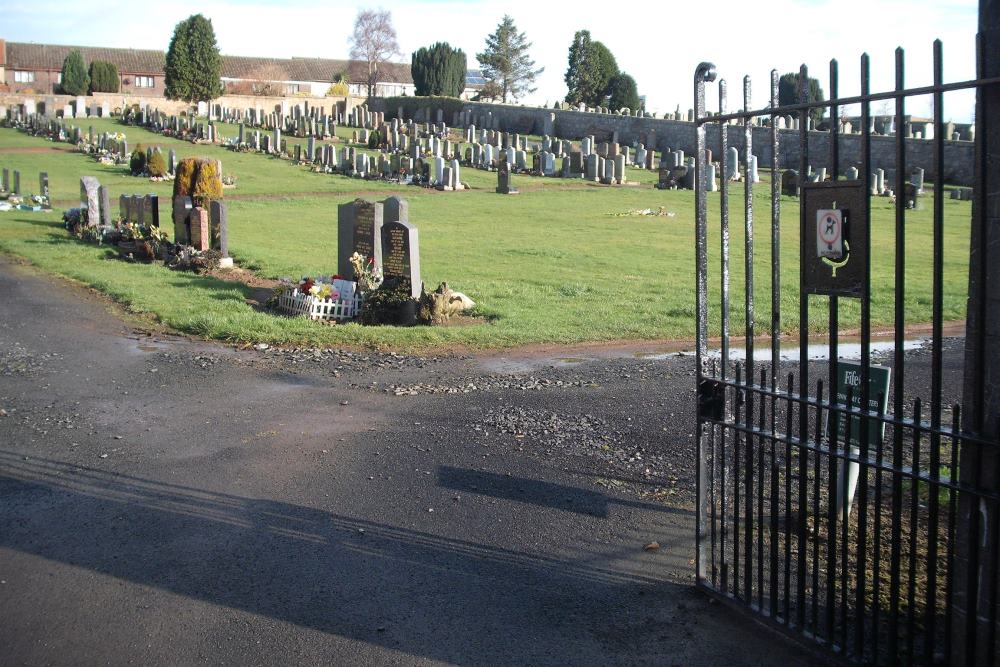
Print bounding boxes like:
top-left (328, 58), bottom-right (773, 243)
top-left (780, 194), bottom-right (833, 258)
top-left (956, 2), bottom-right (1000, 663)
top-left (189, 207), bottom-right (210, 251)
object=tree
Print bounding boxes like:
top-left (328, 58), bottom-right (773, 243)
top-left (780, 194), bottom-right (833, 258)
top-left (778, 72), bottom-right (825, 124)
top-left (564, 31), bottom-right (618, 107)
top-left (607, 72), bottom-right (639, 112)
top-left (89, 61), bottom-right (119, 93)
top-left (476, 15), bottom-right (543, 103)
top-left (472, 80), bottom-right (503, 103)
top-left (60, 50), bottom-right (89, 96)
top-left (349, 8), bottom-right (401, 98)
top-left (411, 42), bottom-right (467, 97)
top-left (165, 14), bottom-right (224, 103)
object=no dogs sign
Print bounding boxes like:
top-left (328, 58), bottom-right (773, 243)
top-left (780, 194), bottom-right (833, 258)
top-left (816, 209), bottom-right (844, 259)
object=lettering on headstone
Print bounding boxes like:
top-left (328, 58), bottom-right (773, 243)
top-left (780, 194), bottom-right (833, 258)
top-left (380, 219), bottom-right (421, 299)
top-left (337, 198), bottom-right (384, 278)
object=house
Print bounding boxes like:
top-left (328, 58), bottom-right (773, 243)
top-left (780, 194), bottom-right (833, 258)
top-left (0, 39), bottom-right (418, 99)
top-left (2, 40), bottom-right (167, 96)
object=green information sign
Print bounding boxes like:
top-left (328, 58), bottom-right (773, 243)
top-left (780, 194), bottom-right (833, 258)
top-left (831, 361), bottom-right (891, 447)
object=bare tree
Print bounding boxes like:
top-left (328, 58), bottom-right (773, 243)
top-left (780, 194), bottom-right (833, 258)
top-left (249, 64), bottom-right (290, 96)
top-left (348, 8), bottom-right (401, 98)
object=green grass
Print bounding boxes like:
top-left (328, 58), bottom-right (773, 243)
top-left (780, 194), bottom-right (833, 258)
top-left (0, 120), bottom-right (973, 351)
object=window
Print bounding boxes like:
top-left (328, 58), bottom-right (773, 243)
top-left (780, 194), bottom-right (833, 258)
top-left (286, 83), bottom-right (299, 94)
top-left (14, 71), bottom-right (34, 83)
top-left (135, 76), bottom-right (154, 88)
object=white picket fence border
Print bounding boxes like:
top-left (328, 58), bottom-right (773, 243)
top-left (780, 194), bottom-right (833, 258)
top-left (277, 288), bottom-right (364, 322)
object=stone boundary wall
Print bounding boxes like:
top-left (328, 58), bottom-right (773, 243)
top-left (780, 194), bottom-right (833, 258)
top-left (367, 98), bottom-right (975, 186)
top-left (0, 92), bottom-right (368, 118)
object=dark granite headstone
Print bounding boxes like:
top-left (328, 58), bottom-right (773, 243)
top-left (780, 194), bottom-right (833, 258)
top-left (119, 194), bottom-right (128, 221)
top-left (209, 200), bottom-right (229, 256)
top-left (383, 196), bottom-right (409, 224)
top-left (381, 219), bottom-right (421, 299)
top-left (496, 160), bottom-right (518, 194)
top-left (781, 169), bottom-right (800, 197)
top-left (146, 194), bottom-right (160, 227)
top-left (173, 195), bottom-right (193, 244)
top-left (13, 170), bottom-right (20, 195)
top-left (337, 198), bottom-right (384, 278)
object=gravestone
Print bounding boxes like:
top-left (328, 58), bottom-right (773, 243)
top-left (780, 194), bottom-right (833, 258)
top-left (781, 170), bottom-right (800, 197)
top-left (79, 176), bottom-right (101, 226)
top-left (210, 200), bottom-right (231, 266)
top-left (98, 186), bottom-right (111, 226)
top-left (496, 160), bottom-right (518, 194)
top-left (172, 196), bottom-right (193, 245)
top-left (337, 198), bottom-right (384, 278)
top-left (189, 207), bottom-right (210, 251)
top-left (726, 147), bottom-right (740, 181)
top-left (146, 194), bottom-right (160, 227)
top-left (1, 168), bottom-right (8, 192)
top-left (119, 194), bottom-right (128, 221)
top-left (12, 170), bottom-right (20, 195)
top-left (381, 218), bottom-right (421, 300)
top-left (39, 172), bottom-right (49, 198)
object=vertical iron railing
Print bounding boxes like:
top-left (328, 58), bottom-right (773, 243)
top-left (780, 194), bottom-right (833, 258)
top-left (694, 38), bottom-right (1000, 665)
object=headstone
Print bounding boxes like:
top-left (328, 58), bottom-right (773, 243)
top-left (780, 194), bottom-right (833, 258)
top-left (209, 200), bottom-right (230, 262)
top-left (911, 167), bottom-right (925, 195)
top-left (12, 170), bottom-right (20, 195)
top-left (98, 186), bottom-right (111, 226)
top-left (79, 176), bottom-right (101, 226)
top-left (748, 155), bottom-right (760, 183)
top-left (846, 166), bottom-right (859, 181)
top-left (173, 196), bottom-right (193, 245)
top-left (39, 172), bottom-right (49, 198)
top-left (496, 160), bottom-right (518, 194)
top-left (189, 207), bottom-right (211, 251)
top-left (725, 147), bottom-right (740, 181)
top-left (781, 170), bottom-right (799, 197)
top-left (381, 218), bottom-right (421, 300)
top-left (337, 199), bottom-right (384, 279)
top-left (146, 194), bottom-right (160, 227)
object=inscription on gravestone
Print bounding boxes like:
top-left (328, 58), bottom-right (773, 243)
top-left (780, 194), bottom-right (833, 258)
top-left (381, 219), bottom-right (421, 299)
top-left (337, 198), bottom-right (383, 279)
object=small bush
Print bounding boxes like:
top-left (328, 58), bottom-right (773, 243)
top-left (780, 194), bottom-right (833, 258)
top-left (367, 130), bottom-right (382, 149)
top-left (129, 146), bottom-right (147, 175)
top-left (147, 151), bottom-right (168, 177)
top-left (173, 157), bottom-right (223, 207)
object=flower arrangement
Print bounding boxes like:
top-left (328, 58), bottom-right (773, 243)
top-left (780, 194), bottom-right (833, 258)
top-left (350, 252), bottom-right (383, 293)
top-left (297, 276), bottom-right (341, 301)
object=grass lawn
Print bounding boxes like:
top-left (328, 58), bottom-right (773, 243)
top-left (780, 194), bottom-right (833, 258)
top-left (0, 119), bottom-right (973, 351)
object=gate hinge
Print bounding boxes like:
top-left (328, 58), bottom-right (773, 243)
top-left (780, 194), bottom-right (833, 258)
top-left (697, 378), bottom-right (726, 422)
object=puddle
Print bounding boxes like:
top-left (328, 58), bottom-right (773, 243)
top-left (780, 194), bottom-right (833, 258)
top-left (552, 357), bottom-right (592, 365)
top-left (711, 338), bottom-right (927, 363)
top-left (136, 345), bottom-right (162, 353)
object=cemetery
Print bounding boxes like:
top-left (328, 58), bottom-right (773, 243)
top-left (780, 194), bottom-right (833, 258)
top-left (0, 107), bottom-right (977, 349)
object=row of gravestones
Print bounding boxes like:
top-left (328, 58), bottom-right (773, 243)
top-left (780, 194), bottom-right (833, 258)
top-left (1, 169), bottom-right (48, 198)
top-left (337, 196), bottom-right (420, 300)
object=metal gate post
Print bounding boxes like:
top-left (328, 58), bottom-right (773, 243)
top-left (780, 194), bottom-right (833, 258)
top-left (694, 61), bottom-right (717, 586)
top-left (957, 1), bottom-right (1000, 663)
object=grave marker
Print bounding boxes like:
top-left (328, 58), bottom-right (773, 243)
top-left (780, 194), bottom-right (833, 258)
top-left (337, 198), bottom-right (384, 278)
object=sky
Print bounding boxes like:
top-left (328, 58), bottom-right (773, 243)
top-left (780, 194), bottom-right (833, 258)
top-left (1, 0), bottom-right (982, 121)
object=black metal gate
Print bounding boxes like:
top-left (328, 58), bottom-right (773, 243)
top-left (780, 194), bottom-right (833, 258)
top-left (692, 32), bottom-right (1000, 666)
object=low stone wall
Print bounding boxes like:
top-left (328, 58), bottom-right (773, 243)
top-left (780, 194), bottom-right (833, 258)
top-left (366, 97), bottom-right (976, 186)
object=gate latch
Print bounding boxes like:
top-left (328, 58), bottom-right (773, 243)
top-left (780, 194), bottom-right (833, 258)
top-left (697, 378), bottom-right (726, 422)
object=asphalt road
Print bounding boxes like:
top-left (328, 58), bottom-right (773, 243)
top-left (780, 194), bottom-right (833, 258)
top-left (0, 256), bottom-right (824, 666)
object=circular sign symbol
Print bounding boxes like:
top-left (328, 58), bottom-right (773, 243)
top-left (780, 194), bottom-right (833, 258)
top-left (819, 212), bottom-right (841, 245)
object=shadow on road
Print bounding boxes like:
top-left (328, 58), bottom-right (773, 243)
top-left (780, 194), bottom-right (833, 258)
top-left (0, 450), bottom-right (700, 664)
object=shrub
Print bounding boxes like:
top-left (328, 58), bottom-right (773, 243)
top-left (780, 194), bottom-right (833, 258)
top-left (129, 146), bottom-right (147, 175)
top-left (89, 61), bottom-right (120, 93)
top-left (367, 130), bottom-right (382, 149)
top-left (61, 50), bottom-right (90, 96)
top-left (327, 82), bottom-right (349, 97)
top-left (147, 150), bottom-right (168, 177)
top-left (173, 157), bottom-right (223, 207)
